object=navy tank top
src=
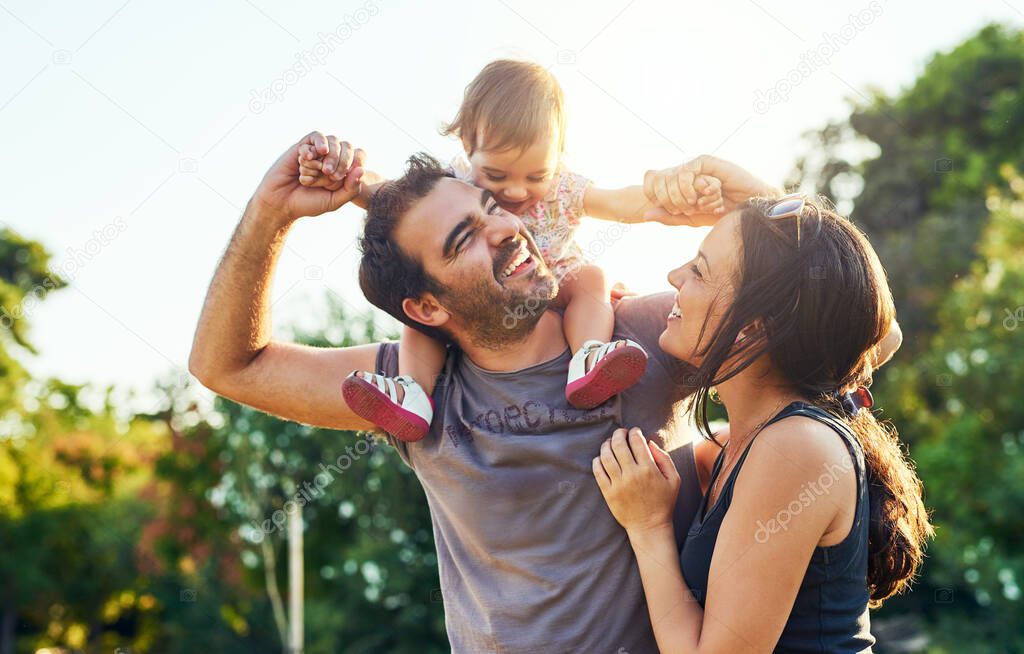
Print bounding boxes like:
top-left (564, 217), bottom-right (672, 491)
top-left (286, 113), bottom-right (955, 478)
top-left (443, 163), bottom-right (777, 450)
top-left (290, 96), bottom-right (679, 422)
top-left (679, 402), bottom-right (875, 652)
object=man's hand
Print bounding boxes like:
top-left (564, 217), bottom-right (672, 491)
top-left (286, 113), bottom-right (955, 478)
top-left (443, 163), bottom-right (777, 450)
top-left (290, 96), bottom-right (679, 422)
top-left (251, 131), bottom-right (365, 224)
top-left (188, 130), bottom-right (384, 432)
top-left (643, 155), bottom-right (780, 225)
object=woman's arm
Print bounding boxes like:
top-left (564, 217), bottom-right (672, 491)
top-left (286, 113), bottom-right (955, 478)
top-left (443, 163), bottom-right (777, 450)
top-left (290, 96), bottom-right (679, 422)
top-left (594, 429), bottom-right (701, 649)
top-left (628, 524), bottom-right (704, 649)
top-left (596, 420), bottom-right (851, 653)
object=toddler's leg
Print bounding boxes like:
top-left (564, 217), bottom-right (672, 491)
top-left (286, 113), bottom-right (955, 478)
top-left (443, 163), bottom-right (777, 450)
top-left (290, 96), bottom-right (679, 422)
top-left (399, 324), bottom-right (446, 395)
top-left (561, 264), bottom-right (648, 409)
top-left (340, 325), bottom-right (444, 443)
top-left (560, 264), bottom-right (614, 353)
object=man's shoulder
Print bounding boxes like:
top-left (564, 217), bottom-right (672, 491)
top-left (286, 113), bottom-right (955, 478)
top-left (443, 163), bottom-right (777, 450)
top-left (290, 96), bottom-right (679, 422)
top-left (613, 291), bottom-right (694, 403)
top-left (614, 291), bottom-right (675, 314)
top-left (613, 292), bottom-right (674, 335)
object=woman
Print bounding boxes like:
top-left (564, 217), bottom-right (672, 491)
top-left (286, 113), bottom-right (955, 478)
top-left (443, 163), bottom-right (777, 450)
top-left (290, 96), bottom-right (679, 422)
top-left (594, 157), bottom-right (932, 653)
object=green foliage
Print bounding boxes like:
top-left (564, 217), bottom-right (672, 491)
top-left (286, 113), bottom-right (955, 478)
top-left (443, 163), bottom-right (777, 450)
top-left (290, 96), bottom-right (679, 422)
top-left (189, 298), bottom-right (447, 653)
top-left (881, 174), bottom-right (1024, 651)
top-left (4, 21), bottom-right (1021, 653)
top-left (0, 227), bottom-right (66, 356)
top-left (790, 24), bottom-right (1024, 348)
top-left (790, 24), bottom-right (1024, 651)
top-left (0, 378), bottom-right (170, 652)
top-left (0, 215), bottom-right (446, 652)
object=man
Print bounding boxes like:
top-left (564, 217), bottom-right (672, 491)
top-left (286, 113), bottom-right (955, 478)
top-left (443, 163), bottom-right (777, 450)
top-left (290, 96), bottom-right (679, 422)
top-left (189, 131), bottom-right (806, 652)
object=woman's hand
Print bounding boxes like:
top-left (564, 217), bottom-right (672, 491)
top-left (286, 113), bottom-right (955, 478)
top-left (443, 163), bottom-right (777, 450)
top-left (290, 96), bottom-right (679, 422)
top-left (643, 154), bottom-right (780, 224)
top-left (593, 427), bottom-right (681, 536)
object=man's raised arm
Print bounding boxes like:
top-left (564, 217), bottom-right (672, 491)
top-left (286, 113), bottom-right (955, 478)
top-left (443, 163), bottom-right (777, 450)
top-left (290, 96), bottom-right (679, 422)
top-left (188, 131), bottom-right (380, 431)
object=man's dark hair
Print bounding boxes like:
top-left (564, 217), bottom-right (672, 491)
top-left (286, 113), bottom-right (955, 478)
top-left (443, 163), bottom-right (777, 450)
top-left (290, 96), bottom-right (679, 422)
top-left (358, 153), bottom-right (455, 345)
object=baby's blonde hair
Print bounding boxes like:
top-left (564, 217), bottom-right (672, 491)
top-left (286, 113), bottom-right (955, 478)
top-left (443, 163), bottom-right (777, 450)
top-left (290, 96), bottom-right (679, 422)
top-left (443, 59), bottom-right (566, 155)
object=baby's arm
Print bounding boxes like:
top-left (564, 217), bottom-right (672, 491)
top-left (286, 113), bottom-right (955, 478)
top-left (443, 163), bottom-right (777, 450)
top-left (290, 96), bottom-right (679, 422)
top-left (583, 177), bottom-right (723, 225)
top-left (582, 185), bottom-right (651, 224)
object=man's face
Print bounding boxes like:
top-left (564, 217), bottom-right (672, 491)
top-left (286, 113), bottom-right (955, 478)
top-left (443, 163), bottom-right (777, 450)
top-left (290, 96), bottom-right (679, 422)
top-left (393, 177), bottom-right (558, 348)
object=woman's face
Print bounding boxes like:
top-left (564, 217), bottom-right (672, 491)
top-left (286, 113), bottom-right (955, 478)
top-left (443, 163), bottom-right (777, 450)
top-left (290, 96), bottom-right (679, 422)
top-left (659, 210), bottom-right (742, 364)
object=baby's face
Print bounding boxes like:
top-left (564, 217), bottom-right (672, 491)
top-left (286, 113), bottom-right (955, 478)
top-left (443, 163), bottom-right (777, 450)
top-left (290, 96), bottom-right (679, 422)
top-left (467, 131), bottom-right (561, 215)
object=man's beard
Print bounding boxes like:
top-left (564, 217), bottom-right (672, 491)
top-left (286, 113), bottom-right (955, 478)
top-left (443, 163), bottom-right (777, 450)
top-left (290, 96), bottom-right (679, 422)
top-left (439, 263), bottom-right (558, 350)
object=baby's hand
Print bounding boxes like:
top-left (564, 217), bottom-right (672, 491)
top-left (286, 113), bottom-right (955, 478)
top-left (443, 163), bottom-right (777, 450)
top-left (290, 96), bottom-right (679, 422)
top-left (297, 141), bottom-right (328, 187)
top-left (695, 174), bottom-right (725, 215)
top-left (643, 173), bottom-right (725, 226)
top-left (297, 139), bottom-right (366, 191)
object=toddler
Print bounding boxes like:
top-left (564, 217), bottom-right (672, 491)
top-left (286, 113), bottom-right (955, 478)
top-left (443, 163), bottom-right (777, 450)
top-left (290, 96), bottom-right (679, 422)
top-left (299, 60), bottom-right (722, 441)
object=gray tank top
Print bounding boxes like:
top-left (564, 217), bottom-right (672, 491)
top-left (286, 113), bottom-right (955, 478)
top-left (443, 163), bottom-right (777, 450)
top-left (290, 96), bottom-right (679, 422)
top-left (679, 402), bottom-right (875, 652)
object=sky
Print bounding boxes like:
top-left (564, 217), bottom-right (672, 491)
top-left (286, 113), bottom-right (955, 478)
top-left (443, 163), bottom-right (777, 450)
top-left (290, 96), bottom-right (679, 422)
top-left (2, 0), bottom-right (1022, 397)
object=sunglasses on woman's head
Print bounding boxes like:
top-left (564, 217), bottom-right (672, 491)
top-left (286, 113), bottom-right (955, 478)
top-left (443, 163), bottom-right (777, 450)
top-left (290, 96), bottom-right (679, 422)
top-left (764, 193), bottom-right (822, 247)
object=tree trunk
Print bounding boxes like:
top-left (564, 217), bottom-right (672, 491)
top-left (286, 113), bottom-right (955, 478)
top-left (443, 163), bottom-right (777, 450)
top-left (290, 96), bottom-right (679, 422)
top-left (1, 592), bottom-right (15, 654)
top-left (288, 504), bottom-right (303, 654)
top-left (260, 535), bottom-right (289, 650)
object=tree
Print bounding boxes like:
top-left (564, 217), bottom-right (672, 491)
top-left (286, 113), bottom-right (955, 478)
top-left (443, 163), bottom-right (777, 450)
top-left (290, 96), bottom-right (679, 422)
top-left (0, 228), bottom-right (169, 654)
top-left (789, 24), bottom-right (1024, 350)
top-left (1, 214), bottom-right (446, 651)
top-left (0, 364), bottom-right (193, 653)
top-left (788, 24), bottom-right (1024, 650)
top-left (0, 225), bottom-right (265, 653)
top-left (877, 169), bottom-right (1024, 651)
top-left (157, 297), bottom-right (448, 653)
